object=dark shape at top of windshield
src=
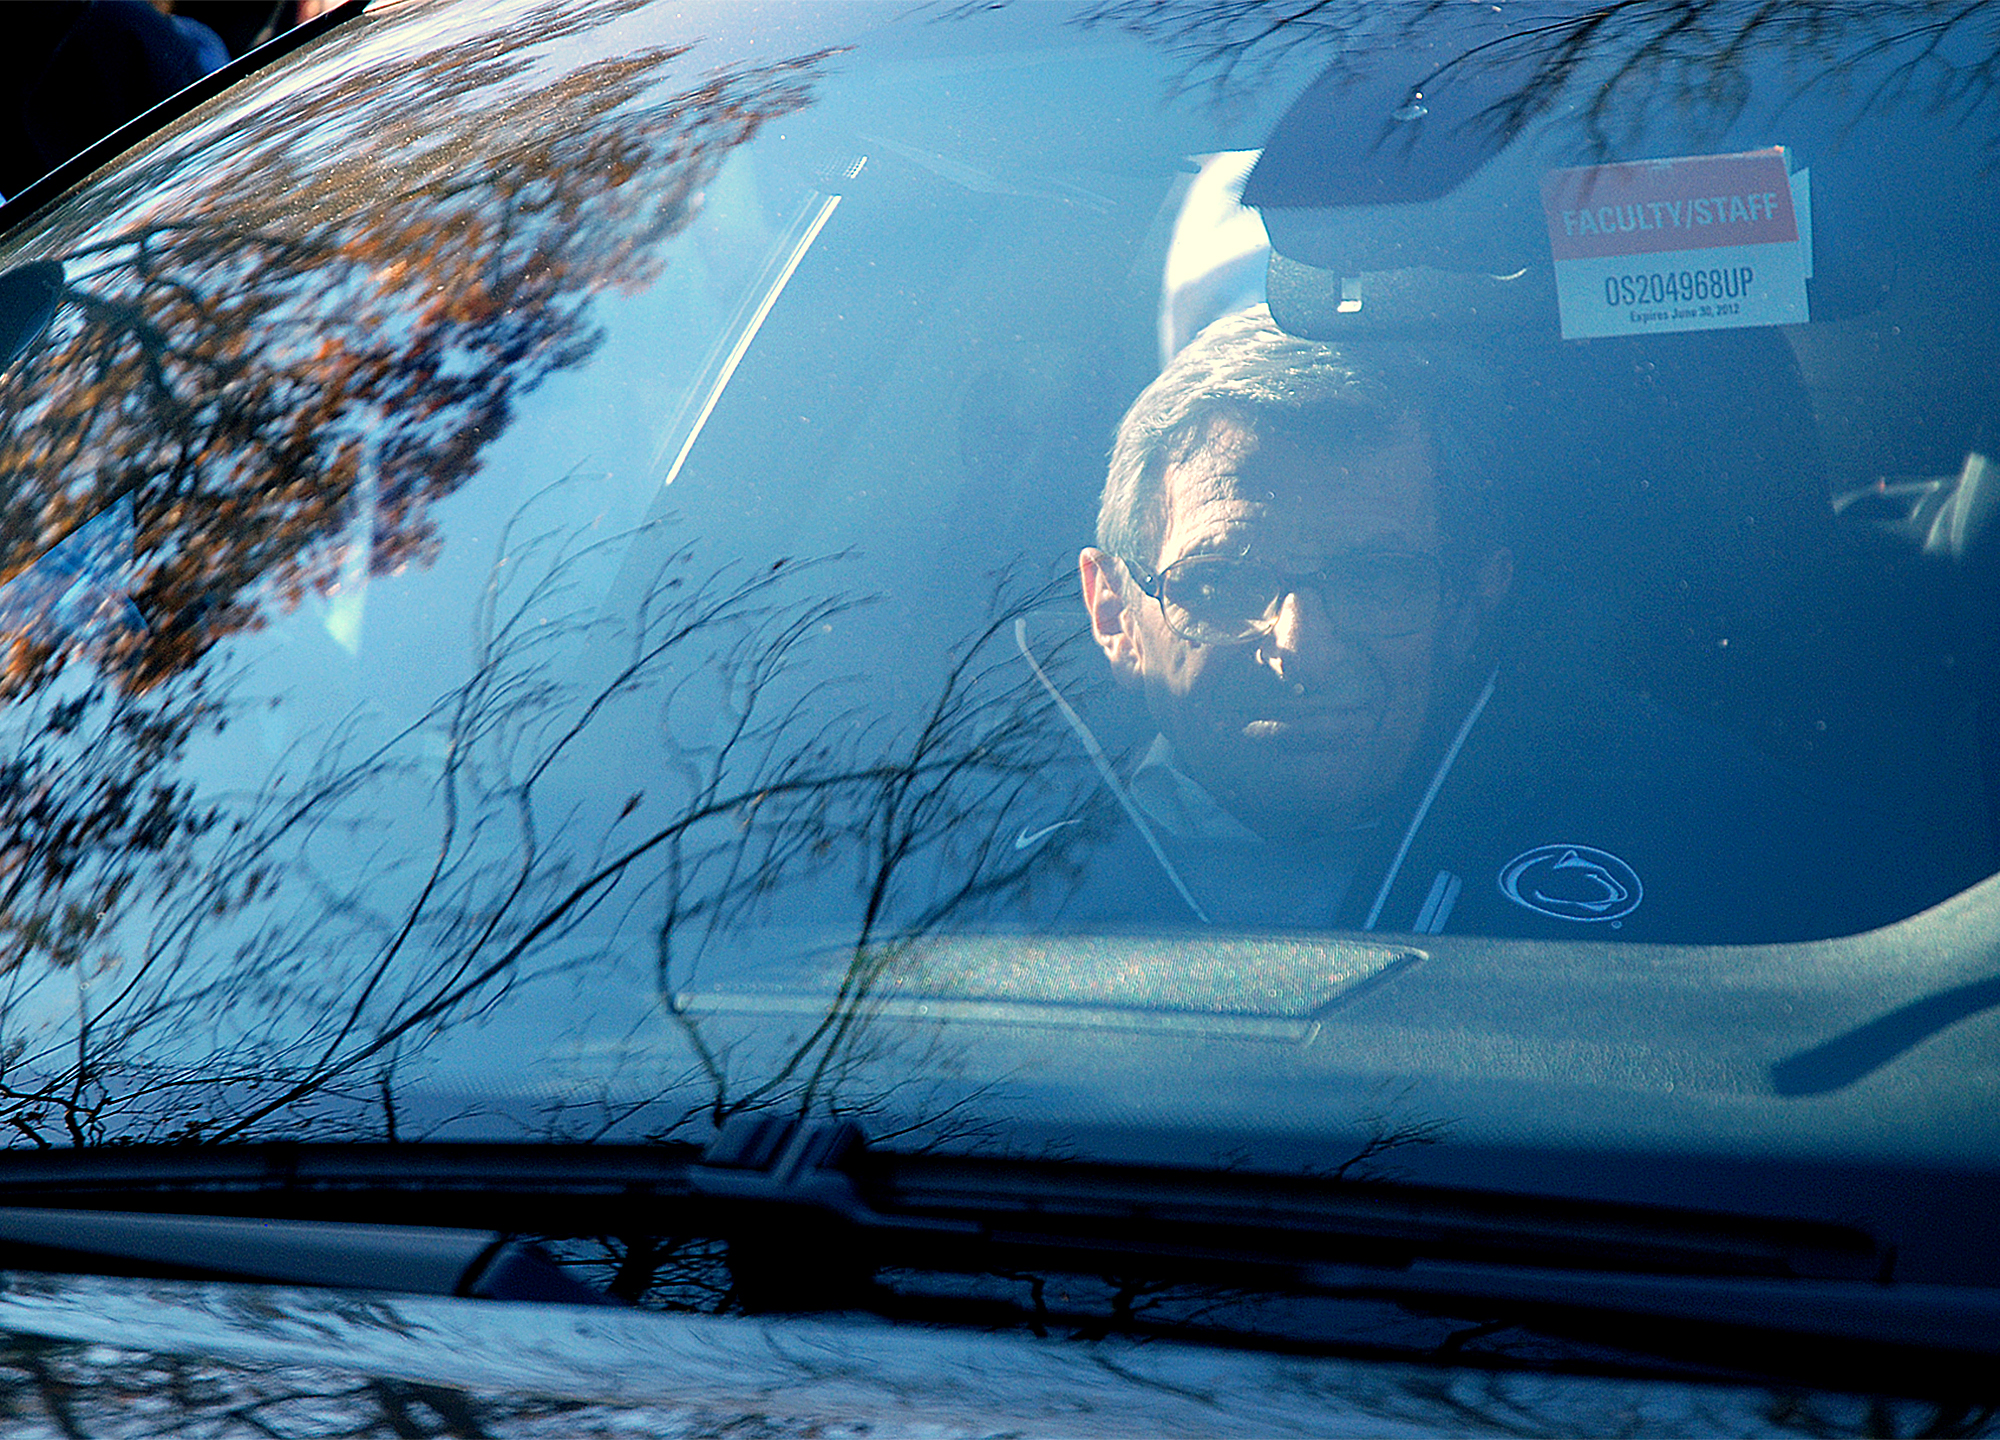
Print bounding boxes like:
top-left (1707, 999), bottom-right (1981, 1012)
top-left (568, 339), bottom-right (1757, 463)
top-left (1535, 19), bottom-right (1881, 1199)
top-left (0, 261), bottom-right (63, 373)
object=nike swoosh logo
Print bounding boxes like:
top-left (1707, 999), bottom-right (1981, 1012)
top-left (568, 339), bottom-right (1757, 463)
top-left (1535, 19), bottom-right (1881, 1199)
top-left (1013, 819), bottom-right (1079, 850)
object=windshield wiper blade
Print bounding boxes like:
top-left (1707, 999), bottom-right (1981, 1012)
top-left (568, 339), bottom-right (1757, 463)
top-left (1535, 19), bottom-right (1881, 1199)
top-left (0, 1123), bottom-right (1880, 1281)
top-left (695, 1116), bottom-right (1886, 1282)
top-left (0, 1119), bottom-right (1978, 1371)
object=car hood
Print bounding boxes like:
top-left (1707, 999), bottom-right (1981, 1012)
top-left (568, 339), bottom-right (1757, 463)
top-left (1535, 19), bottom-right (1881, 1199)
top-left (0, 1268), bottom-right (1945, 1438)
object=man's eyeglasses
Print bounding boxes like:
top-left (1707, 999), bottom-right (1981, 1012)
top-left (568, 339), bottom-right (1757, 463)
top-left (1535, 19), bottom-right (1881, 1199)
top-left (1122, 551), bottom-right (1446, 647)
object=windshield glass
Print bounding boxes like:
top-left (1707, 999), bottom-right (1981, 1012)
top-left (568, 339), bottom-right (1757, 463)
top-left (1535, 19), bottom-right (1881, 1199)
top-left (0, 0), bottom-right (1991, 1194)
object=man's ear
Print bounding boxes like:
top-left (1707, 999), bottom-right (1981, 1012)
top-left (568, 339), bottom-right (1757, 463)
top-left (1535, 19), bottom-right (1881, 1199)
top-left (1444, 546), bottom-right (1514, 663)
top-left (1080, 547), bottom-right (1145, 688)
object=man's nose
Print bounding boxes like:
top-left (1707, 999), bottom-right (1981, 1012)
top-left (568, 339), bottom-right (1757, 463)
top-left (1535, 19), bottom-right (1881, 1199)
top-left (1256, 586), bottom-right (1353, 685)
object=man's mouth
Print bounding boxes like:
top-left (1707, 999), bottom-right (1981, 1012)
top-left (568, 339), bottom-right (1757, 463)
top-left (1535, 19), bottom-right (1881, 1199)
top-left (1236, 706), bottom-right (1377, 744)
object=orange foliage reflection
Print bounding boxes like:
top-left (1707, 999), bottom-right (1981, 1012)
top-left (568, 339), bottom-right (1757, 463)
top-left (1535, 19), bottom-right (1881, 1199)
top-left (0, 0), bottom-right (828, 695)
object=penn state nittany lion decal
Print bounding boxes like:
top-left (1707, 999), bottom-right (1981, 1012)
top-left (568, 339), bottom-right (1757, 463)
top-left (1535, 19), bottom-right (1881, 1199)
top-left (1499, 845), bottom-right (1643, 923)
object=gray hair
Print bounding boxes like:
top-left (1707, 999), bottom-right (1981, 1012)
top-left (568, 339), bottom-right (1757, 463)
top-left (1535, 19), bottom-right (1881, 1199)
top-left (1098, 305), bottom-right (1499, 571)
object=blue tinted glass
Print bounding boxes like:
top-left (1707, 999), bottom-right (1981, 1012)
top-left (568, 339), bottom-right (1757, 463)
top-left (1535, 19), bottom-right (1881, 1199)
top-left (0, 0), bottom-right (1990, 1168)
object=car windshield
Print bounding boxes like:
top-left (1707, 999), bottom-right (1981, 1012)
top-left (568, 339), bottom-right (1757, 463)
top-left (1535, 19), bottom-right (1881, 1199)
top-left (0, 0), bottom-right (1993, 1243)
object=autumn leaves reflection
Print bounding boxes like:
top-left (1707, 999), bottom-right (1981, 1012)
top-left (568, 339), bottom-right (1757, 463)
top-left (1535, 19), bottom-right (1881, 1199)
top-left (0, 0), bottom-right (826, 698)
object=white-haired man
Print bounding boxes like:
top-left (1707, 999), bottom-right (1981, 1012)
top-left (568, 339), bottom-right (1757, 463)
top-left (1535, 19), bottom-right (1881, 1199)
top-left (1053, 307), bottom-right (1969, 941)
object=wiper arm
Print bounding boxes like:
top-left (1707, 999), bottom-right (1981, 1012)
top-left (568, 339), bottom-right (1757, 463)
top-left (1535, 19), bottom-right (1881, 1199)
top-left (0, 1138), bottom-right (709, 1217)
top-left (693, 1120), bottom-right (2000, 1390)
top-left (0, 1206), bottom-right (614, 1305)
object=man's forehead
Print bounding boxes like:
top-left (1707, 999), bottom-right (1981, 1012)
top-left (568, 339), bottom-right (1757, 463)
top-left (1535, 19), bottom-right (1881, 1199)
top-left (1157, 417), bottom-right (1439, 539)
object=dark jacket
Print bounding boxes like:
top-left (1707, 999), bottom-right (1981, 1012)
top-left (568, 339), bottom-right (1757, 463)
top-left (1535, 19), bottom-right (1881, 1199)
top-left (1042, 670), bottom-right (1990, 945)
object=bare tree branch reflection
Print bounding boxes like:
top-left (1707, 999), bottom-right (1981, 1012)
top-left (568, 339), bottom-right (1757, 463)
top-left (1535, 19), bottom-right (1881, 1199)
top-left (651, 578), bottom-right (1093, 1138)
top-left (1075, 0), bottom-right (2000, 156)
top-left (1068, 0), bottom-right (1380, 105)
top-left (0, 471), bottom-right (1100, 1153)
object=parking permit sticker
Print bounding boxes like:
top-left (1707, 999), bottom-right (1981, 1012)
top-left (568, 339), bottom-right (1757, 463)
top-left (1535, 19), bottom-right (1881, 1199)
top-left (1541, 148), bottom-right (1811, 340)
